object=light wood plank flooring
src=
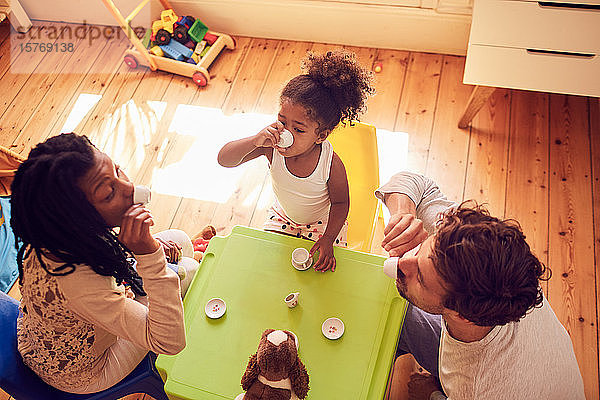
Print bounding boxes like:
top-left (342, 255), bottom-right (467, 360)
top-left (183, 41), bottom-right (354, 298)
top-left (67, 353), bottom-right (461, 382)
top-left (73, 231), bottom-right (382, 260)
top-left (0, 21), bottom-right (598, 400)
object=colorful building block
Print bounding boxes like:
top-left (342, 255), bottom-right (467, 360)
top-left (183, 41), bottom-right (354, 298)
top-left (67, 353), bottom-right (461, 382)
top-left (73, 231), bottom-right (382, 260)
top-left (194, 40), bottom-right (206, 55)
top-left (159, 44), bottom-right (183, 61)
top-left (169, 39), bottom-right (193, 58)
top-left (188, 19), bottom-right (208, 42)
top-left (141, 28), bottom-right (151, 48)
top-left (149, 46), bottom-right (164, 57)
top-left (199, 44), bottom-right (211, 58)
top-left (151, 20), bottom-right (163, 35)
top-left (151, 9), bottom-right (178, 34)
top-left (176, 15), bottom-right (195, 30)
top-left (191, 53), bottom-right (200, 63)
top-left (161, 9), bottom-right (177, 32)
top-left (159, 39), bottom-right (193, 61)
top-left (203, 32), bottom-right (218, 45)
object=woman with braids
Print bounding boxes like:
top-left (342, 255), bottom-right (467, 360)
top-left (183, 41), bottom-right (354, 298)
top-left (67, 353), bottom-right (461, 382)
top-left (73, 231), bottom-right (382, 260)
top-left (218, 50), bottom-right (374, 272)
top-left (11, 133), bottom-right (198, 394)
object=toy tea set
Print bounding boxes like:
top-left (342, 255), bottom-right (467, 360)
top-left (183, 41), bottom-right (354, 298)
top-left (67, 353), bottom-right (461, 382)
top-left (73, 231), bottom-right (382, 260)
top-left (203, 240), bottom-right (346, 399)
top-left (135, 185), bottom-right (400, 399)
top-left (203, 244), bottom-right (345, 340)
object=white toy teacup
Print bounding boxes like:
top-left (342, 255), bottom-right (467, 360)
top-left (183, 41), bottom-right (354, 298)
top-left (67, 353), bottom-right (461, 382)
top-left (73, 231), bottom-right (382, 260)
top-left (292, 248), bottom-right (312, 270)
top-left (133, 185), bottom-right (151, 205)
top-left (383, 257), bottom-right (399, 280)
top-left (277, 129), bottom-right (294, 148)
top-left (284, 292), bottom-right (300, 308)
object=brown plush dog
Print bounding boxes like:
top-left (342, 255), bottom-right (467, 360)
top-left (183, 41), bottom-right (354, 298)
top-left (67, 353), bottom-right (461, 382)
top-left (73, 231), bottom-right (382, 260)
top-left (239, 329), bottom-right (310, 400)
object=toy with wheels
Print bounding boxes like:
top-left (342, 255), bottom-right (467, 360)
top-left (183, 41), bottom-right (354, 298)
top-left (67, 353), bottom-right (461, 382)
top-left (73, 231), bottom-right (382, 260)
top-left (101, 0), bottom-right (235, 87)
top-left (151, 9), bottom-right (177, 45)
top-left (173, 15), bottom-right (195, 43)
top-left (192, 71), bottom-right (208, 87)
top-left (154, 29), bottom-right (171, 45)
top-left (123, 54), bottom-right (138, 69)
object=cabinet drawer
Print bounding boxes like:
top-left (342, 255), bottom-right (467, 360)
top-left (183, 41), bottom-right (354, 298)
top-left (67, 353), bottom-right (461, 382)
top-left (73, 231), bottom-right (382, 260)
top-left (469, 0), bottom-right (600, 54)
top-left (313, 0), bottom-right (420, 5)
top-left (518, 0), bottom-right (600, 4)
top-left (464, 44), bottom-right (600, 97)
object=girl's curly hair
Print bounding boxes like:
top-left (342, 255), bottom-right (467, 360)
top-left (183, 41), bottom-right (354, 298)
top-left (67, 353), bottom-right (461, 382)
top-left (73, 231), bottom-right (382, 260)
top-left (281, 50), bottom-right (375, 133)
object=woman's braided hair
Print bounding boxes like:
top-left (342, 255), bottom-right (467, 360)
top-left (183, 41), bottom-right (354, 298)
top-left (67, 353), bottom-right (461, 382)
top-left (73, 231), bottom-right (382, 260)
top-left (11, 133), bottom-right (145, 296)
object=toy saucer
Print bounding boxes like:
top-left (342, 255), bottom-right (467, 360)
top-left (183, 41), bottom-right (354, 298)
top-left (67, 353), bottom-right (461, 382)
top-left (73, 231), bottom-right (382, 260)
top-left (322, 317), bottom-right (344, 340)
top-left (292, 248), bottom-right (312, 271)
top-left (205, 298), bottom-right (226, 319)
top-left (292, 261), bottom-right (312, 271)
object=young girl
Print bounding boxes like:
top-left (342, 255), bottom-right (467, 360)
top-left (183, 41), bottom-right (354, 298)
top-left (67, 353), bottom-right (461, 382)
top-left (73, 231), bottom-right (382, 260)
top-left (218, 51), bottom-right (374, 272)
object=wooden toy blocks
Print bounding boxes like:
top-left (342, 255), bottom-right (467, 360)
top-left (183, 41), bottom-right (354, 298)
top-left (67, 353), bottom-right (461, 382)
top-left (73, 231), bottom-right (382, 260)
top-left (188, 19), bottom-right (209, 42)
top-left (159, 39), bottom-right (193, 61)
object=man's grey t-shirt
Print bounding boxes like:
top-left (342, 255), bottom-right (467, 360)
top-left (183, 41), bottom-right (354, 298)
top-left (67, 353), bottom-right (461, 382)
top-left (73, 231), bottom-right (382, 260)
top-left (439, 298), bottom-right (584, 399)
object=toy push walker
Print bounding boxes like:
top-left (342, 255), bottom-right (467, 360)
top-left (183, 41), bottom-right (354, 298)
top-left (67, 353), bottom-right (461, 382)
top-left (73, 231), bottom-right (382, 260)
top-left (101, 0), bottom-right (235, 87)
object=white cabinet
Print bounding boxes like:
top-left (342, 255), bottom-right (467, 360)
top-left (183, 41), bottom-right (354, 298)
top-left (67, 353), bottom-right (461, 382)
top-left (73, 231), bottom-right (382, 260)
top-left (315, 0), bottom-right (421, 6)
top-left (313, 0), bottom-right (472, 10)
top-left (464, 0), bottom-right (600, 97)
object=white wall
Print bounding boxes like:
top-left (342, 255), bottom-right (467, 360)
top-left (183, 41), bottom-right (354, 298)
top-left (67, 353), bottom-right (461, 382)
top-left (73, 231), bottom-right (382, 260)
top-left (18, 0), bottom-right (154, 30)
top-left (18, 0), bottom-right (472, 55)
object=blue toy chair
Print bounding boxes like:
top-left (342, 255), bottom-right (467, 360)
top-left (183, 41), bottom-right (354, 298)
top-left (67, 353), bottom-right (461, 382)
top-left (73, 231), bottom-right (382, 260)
top-left (0, 291), bottom-right (169, 400)
top-left (328, 121), bottom-right (382, 253)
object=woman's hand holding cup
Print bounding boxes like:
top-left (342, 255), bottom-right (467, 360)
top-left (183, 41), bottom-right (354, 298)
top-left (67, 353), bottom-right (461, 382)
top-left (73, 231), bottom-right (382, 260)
top-left (118, 204), bottom-right (159, 255)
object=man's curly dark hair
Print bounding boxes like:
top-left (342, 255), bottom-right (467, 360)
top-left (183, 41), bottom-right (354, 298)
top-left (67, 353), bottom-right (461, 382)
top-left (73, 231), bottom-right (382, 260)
top-left (432, 202), bottom-right (550, 326)
top-left (281, 50), bottom-right (375, 133)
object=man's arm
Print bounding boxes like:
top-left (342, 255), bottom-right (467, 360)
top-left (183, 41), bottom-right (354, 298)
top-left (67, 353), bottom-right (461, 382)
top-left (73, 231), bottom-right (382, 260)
top-left (376, 172), bottom-right (455, 256)
top-left (376, 172), bottom-right (455, 233)
top-left (381, 193), bottom-right (426, 257)
top-left (383, 191), bottom-right (417, 216)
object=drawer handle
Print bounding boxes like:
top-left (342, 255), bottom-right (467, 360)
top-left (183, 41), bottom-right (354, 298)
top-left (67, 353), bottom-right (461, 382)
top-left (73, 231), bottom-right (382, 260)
top-left (538, 2), bottom-right (600, 10)
top-left (527, 49), bottom-right (596, 59)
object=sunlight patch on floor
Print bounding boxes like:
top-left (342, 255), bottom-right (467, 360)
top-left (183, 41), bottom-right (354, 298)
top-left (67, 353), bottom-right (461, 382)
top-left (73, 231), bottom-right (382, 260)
top-left (376, 128), bottom-right (408, 186)
top-left (61, 93), bottom-right (102, 133)
top-left (151, 104), bottom-right (273, 203)
top-left (376, 128), bottom-right (409, 223)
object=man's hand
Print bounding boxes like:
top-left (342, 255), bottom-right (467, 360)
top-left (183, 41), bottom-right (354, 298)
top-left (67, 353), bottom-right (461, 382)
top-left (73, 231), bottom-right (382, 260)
top-left (382, 213), bottom-right (428, 257)
top-left (407, 372), bottom-right (442, 400)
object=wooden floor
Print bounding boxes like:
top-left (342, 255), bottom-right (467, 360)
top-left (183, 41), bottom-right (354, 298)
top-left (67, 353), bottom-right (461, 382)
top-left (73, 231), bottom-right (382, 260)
top-left (0, 20), bottom-right (598, 399)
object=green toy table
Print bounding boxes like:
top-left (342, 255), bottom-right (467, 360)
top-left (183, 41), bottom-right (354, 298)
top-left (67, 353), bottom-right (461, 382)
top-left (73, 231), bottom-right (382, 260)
top-left (156, 226), bottom-right (407, 400)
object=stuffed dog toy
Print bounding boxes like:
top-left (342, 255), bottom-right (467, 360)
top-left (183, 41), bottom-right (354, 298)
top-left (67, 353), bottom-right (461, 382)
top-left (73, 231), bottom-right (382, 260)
top-left (238, 329), bottom-right (309, 400)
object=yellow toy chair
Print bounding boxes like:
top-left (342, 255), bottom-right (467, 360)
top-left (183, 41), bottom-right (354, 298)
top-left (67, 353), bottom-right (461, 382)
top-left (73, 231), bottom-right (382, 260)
top-left (328, 122), bottom-right (382, 252)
